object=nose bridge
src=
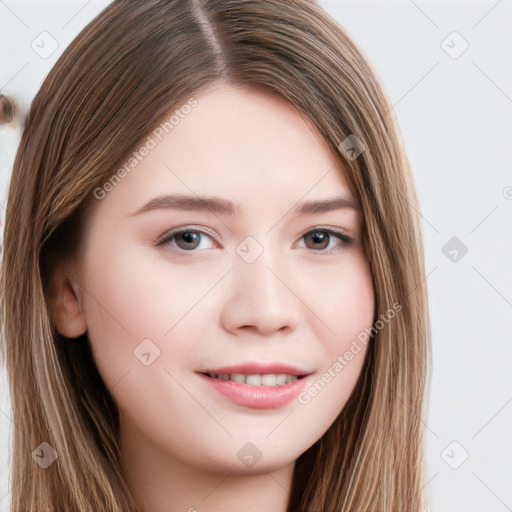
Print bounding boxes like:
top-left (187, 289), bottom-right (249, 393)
top-left (234, 233), bottom-right (291, 293)
top-left (241, 255), bottom-right (273, 292)
top-left (219, 237), bottom-right (301, 335)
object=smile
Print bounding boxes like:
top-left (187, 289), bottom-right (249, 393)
top-left (206, 372), bottom-right (300, 386)
top-left (197, 362), bottom-right (313, 409)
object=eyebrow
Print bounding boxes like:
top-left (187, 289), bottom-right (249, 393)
top-left (130, 194), bottom-right (360, 217)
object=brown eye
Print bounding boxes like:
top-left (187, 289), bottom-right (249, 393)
top-left (300, 229), bottom-right (352, 253)
top-left (304, 231), bottom-right (330, 250)
top-left (175, 231), bottom-right (202, 250)
top-left (155, 229), bottom-right (215, 252)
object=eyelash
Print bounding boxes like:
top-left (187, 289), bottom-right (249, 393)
top-left (154, 226), bottom-right (353, 255)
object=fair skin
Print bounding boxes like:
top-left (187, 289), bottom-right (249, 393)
top-left (49, 82), bottom-right (375, 512)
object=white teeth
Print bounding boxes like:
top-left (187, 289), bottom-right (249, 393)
top-left (207, 372), bottom-right (300, 386)
top-left (261, 374), bottom-right (277, 386)
top-left (276, 374), bottom-right (287, 385)
top-left (245, 374), bottom-right (261, 386)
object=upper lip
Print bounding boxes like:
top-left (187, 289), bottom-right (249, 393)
top-left (199, 362), bottom-right (312, 377)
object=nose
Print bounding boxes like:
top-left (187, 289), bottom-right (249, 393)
top-left (219, 249), bottom-right (301, 337)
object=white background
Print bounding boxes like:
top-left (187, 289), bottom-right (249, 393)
top-left (1, 1), bottom-right (511, 511)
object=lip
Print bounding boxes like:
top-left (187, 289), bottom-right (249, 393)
top-left (202, 362), bottom-right (310, 376)
top-left (197, 362), bottom-right (313, 410)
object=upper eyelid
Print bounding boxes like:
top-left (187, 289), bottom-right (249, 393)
top-left (154, 226), bottom-right (217, 246)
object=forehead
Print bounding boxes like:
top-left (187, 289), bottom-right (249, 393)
top-left (168, 83), bottom-right (341, 179)
top-left (89, 83), bottom-right (357, 221)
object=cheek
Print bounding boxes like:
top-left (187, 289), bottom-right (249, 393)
top-left (302, 251), bottom-right (375, 344)
top-left (291, 254), bottom-right (374, 432)
top-left (333, 258), bottom-right (374, 344)
top-left (79, 241), bottom-right (227, 383)
top-left (324, 255), bottom-right (374, 387)
top-left (78, 244), bottom-right (213, 443)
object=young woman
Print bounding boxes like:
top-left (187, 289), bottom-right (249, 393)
top-left (0, 1), bottom-right (431, 510)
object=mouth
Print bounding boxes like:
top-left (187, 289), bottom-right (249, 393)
top-left (197, 363), bottom-right (313, 409)
top-left (202, 372), bottom-right (307, 386)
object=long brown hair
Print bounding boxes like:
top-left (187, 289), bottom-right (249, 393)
top-left (0, 1), bottom-right (430, 510)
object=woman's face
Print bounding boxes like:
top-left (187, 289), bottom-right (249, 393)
top-left (70, 83), bottom-right (374, 475)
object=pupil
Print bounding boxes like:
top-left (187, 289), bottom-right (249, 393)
top-left (309, 231), bottom-right (328, 249)
top-left (179, 232), bottom-right (200, 248)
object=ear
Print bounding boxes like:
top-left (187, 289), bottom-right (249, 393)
top-left (47, 262), bottom-right (87, 339)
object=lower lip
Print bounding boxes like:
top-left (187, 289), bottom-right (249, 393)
top-left (198, 373), bottom-right (309, 409)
